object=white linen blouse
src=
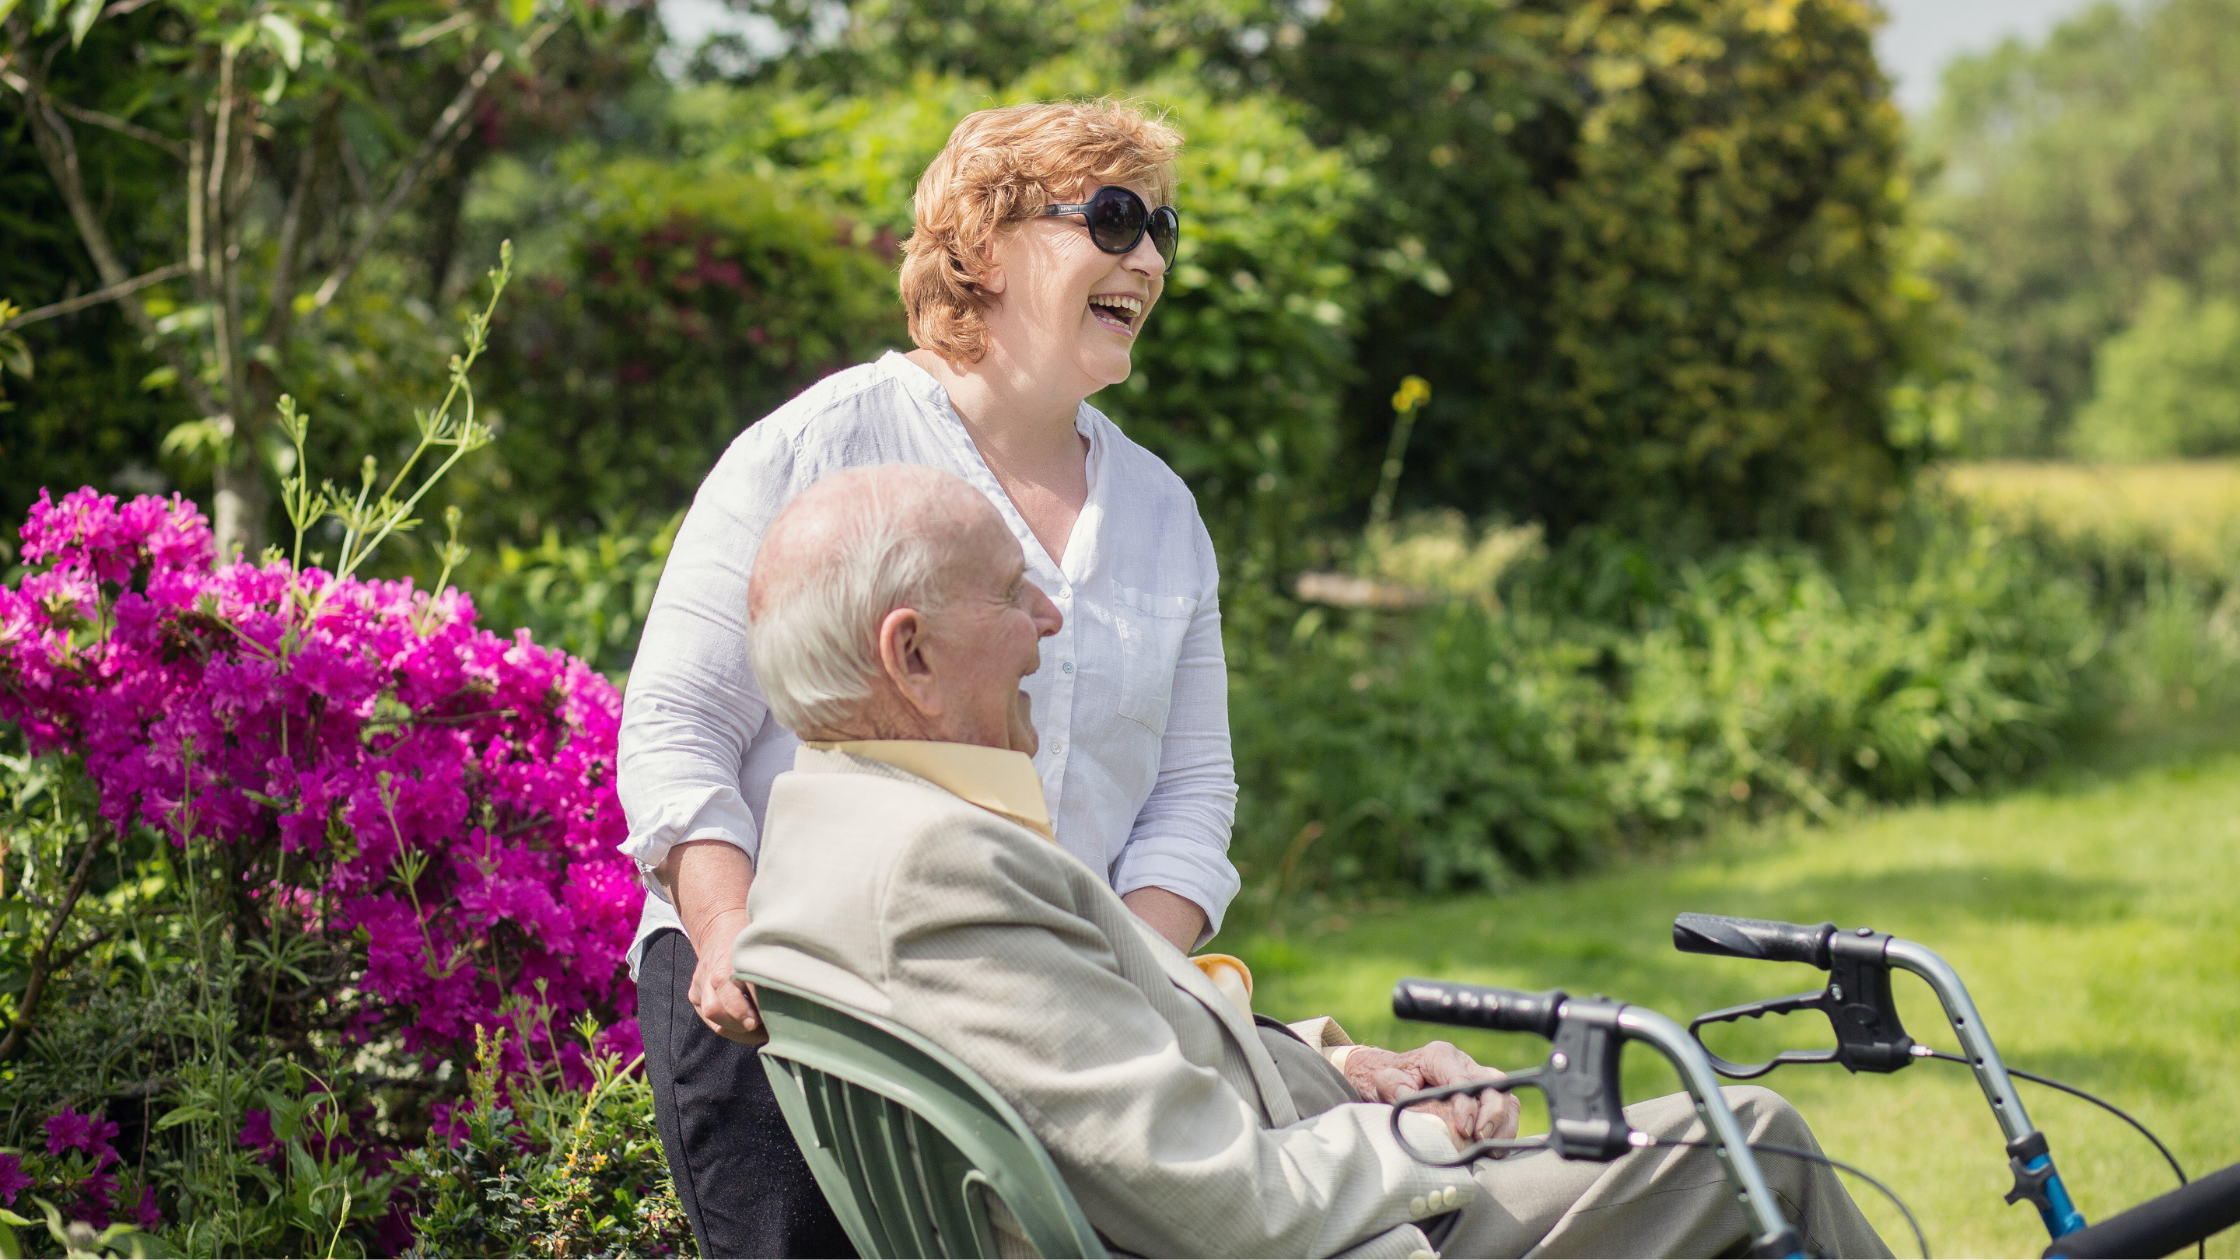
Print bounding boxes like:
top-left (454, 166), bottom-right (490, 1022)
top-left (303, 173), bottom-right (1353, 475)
top-left (617, 351), bottom-right (1241, 972)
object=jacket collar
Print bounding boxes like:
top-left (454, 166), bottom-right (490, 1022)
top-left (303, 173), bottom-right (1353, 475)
top-left (801, 740), bottom-right (1053, 839)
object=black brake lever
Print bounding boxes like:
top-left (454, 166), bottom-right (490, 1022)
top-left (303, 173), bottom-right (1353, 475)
top-left (1686, 929), bottom-right (1916, 1079)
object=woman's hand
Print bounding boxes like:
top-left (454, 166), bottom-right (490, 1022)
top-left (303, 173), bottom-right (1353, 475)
top-left (1342, 1041), bottom-right (1522, 1153)
top-left (663, 839), bottom-right (769, 1044)
top-left (685, 906), bottom-right (767, 1044)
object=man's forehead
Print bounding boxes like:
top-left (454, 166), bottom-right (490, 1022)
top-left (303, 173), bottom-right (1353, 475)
top-left (954, 511), bottom-right (1026, 584)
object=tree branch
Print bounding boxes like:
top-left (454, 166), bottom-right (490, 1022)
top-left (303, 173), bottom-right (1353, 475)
top-left (0, 830), bottom-right (106, 1062)
top-left (309, 16), bottom-right (562, 313)
top-left (43, 93), bottom-right (186, 159)
top-left (4, 52), bottom-right (223, 421)
top-left (1, 261), bottom-right (189, 329)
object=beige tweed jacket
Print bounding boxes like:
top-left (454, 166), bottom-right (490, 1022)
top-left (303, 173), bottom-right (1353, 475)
top-left (733, 747), bottom-right (1477, 1259)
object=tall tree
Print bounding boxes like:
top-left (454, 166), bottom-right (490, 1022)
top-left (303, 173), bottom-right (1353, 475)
top-left (0, 0), bottom-right (641, 556)
top-left (1922, 0), bottom-right (2240, 453)
top-left (1277, 0), bottom-right (1930, 538)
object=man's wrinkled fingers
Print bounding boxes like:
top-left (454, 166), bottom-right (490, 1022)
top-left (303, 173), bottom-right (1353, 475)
top-left (1449, 1091), bottom-right (1479, 1145)
top-left (1371, 1067), bottom-right (1420, 1105)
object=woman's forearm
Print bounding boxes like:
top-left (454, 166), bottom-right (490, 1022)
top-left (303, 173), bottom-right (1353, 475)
top-left (659, 839), bottom-right (757, 954)
top-left (1122, 885), bottom-right (1206, 953)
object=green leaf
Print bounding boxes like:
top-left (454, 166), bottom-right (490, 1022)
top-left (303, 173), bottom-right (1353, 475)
top-left (64, 0), bottom-right (98, 46)
top-left (0, 1220), bottom-right (18, 1260)
top-left (160, 417), bottom-right (231, 458)
top-left (258, 12), bottom-right (303, 68)
top-left (0, 0), bottom-right (21, 30)
top-left (154, 1105), bottom-right (219, 1129)
top-left (508, 0), bottom-right (533, 27)
top-left (0, 337), bottom-right (32, 381)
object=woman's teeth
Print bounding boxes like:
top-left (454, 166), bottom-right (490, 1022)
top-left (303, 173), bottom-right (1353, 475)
top-left (1089, 294), bottom-right (1142, 330)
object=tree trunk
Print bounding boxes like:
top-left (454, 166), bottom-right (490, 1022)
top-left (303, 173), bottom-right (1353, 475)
top-left (212, 457), bottom-right (268, 562)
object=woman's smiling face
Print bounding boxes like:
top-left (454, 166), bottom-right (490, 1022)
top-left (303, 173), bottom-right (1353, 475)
top-left (983, 180), bottom-right (1169, 394)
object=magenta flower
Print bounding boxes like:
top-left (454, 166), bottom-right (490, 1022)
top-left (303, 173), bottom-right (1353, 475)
top-left (238, 1109), bottom-right (278, 1161)
top-left (135, 1185), bottom-right (161, 1230)
top-left (44, 1106), bottom-right (119, 1163)
top-left (0, 1153), bottom-right (29, 1205)
top-left (0, 488), bottom-right (641, 1073)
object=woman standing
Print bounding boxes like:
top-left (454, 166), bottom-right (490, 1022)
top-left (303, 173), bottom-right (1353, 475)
top-left (616, 100), bottom-right (1240, 1257)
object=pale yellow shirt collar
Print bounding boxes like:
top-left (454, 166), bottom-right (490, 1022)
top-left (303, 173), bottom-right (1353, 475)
top-left (805, 740), bottom-right (1054, 840)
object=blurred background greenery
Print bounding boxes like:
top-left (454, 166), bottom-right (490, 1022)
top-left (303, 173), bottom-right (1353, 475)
top-left (8, 0), bottom-right (2240, 1251)
top-left (12, 0), bottom-right (2240, 920)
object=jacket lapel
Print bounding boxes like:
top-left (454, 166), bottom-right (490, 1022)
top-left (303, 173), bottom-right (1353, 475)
top-left (1131, 919), bottom-right (1300, 1127)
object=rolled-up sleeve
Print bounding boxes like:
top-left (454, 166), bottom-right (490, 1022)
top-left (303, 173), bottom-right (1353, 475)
top-left (1111, 521), bottom-right (1240, 943)
top-left (617, 428), bottom-right (796, 870)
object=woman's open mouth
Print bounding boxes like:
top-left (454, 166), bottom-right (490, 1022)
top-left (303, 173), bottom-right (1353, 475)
top-left (1089, 293), bottom-right (1144, 335)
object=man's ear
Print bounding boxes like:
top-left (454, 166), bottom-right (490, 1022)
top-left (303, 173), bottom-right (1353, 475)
top-left (877, 606), bottom-right (943, 719)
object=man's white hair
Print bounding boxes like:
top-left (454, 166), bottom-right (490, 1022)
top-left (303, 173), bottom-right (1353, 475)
top-left (747, 466), bottom-right (975, 735)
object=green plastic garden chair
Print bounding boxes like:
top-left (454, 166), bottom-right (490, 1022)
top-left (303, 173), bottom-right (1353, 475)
top-left (741, 975), bottom-right (1110, 1260)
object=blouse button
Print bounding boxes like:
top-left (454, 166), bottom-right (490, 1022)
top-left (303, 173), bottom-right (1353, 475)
top-left (1062, 662), bottom-right (1074, 674)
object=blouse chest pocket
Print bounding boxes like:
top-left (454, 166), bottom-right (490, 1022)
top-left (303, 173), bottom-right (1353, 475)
top-left (1113, 587), bottom-right (1199, 738)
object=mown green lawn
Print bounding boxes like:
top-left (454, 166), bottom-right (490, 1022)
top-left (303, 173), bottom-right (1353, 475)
top-left (1234, 727), bottom-right (2240, 1258)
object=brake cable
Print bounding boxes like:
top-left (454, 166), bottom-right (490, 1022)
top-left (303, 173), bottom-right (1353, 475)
top-left (1914, 1049), bottom-right (2200, 1260)
top-left (1673, 913), bottom-right (2196, 1257)
top-left (1651, 1137), bottom-right (1930, 1260)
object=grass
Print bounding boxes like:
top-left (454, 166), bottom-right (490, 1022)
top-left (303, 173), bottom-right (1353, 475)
top-left (1936, 460), bottom-right (2240, 577)
top-left (1233, 722), bottom-right (2240, 1258)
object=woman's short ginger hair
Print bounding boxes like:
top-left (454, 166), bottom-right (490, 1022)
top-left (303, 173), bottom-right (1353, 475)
top-left (900, 100), bottom-right (1182, 364)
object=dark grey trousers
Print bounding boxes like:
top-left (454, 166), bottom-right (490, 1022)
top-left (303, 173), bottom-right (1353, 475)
top-left (641, 928), bottom-right (857, 1259)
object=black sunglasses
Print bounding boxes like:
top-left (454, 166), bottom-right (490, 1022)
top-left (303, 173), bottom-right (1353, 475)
top-left (1038, 186), bottom-right (1180, 267)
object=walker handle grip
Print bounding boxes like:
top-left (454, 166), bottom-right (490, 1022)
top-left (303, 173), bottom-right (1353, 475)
top-left (1673, 913), bottom-right (1837, 969)
top-left (1391, 978), bottom-right (1565, 1038)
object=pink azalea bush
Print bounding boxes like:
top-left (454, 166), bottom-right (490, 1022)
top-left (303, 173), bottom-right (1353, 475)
top-left (0, 488), bottom-right (643, 1066)
top-left (0, 1106), bottom-right (160, 1231)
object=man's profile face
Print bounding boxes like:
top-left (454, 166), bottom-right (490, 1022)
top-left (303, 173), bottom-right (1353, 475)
top-left (922, 508), bottom-right (1062, 749)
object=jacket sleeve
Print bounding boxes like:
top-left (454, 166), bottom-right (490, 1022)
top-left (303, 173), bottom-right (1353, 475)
top-left (1110, 509), bottom-right (1241, 944)
top-left (616, 426), bottom-right (797, 870)
top-left (880, 822), bottom-right (1472, 1259)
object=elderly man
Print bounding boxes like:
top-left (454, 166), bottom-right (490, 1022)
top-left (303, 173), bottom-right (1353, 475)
top-left (732, 465), bottom-right (1890, 1259)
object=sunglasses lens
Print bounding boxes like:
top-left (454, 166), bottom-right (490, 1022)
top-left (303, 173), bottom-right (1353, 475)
top-left (1086, 186), bottom-right (1147, 253)
top-left (1148, 206), bottom-right (1180, 266)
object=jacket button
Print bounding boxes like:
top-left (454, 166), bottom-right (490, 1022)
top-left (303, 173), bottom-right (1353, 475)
top-left (1408, 1195), bottom-right (1428, 1216)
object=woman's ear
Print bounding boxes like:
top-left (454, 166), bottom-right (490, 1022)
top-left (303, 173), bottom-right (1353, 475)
top-left (977, 233), bottom-right (1008, 296)
top-left (877, 606), bottom-right (943, 719)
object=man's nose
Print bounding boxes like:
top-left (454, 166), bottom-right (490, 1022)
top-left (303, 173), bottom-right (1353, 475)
top-left (1030, 584), bottom-right (1063, 637)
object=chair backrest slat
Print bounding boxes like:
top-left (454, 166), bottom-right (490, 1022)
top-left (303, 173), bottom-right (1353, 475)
top-left (741, 976), bottom-right (1109, 1259)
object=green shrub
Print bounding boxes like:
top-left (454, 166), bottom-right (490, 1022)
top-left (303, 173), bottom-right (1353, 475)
top-left (403, 1023), bottom-right (692, 1259)
top-left (465, 512), bottom-right (683, 683)
top-left (466, 159), bottom-right (909, 542)
top-left (1227, 501), bottom-right (2112, 898)
top-left (2070, 280), bottom-right (2240, 460)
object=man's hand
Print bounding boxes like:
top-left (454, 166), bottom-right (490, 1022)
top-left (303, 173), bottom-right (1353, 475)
top-left (1342, 1041), bottom-right (1521, 1154)
top-left (684, 906), bottom-right (766, 1043)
